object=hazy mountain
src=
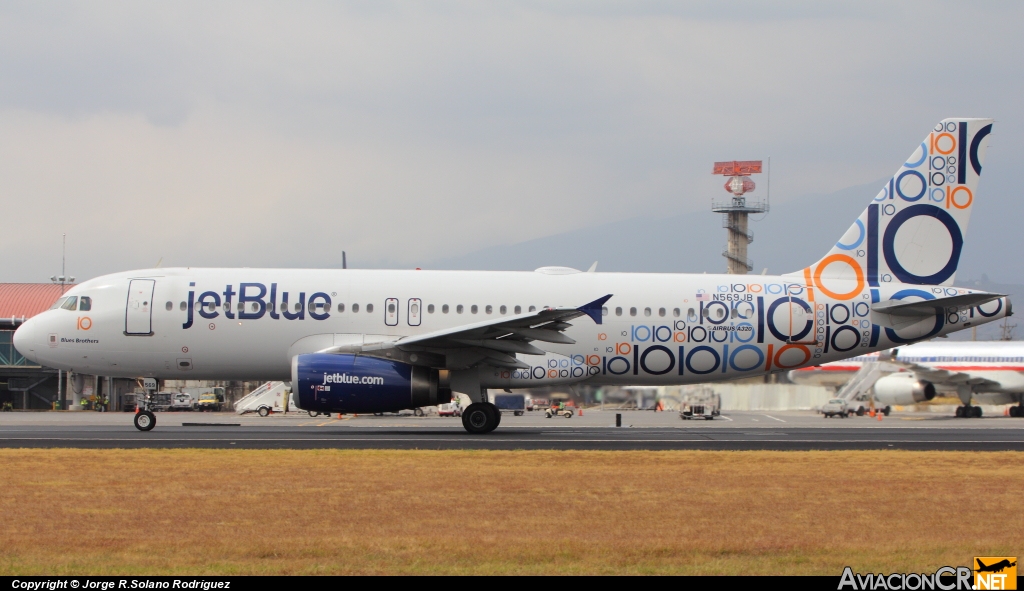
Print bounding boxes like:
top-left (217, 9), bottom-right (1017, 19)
top-left (427, 179), bottom-right (883, 274)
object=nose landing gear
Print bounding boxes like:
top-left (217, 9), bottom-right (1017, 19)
top-left (134, 410), bottom-right (156, 431)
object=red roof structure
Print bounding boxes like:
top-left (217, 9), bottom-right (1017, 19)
top-left (0, 284), bottom-right (69, 321)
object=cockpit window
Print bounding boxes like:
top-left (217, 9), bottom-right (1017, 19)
top-left (79, 296), bottom-right (92, 311)
top-left (60, 296), bottom-right (78, 311)
top-left (50, 297), bottom-right (68, 310)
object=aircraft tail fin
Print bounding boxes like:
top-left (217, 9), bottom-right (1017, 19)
top-left (792, 118), bottom-right (992, 290)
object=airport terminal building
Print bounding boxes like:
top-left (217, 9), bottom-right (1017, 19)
top-left (1, 283), bottom-right (67, 409)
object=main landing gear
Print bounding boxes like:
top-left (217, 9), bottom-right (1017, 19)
top-left (953, 387), bottom-right (981, 419)
top-left (955, 405), bottom-right (982, 418)
top-left (462, 402), bottom-right (501, 434)
top-left (1010, 404), bottom-right (1024, 418)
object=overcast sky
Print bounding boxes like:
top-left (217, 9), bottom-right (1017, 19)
top-left (2, 1), bottom-right (1022, 282)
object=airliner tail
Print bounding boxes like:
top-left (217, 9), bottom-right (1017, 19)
top-left (796, 118), bottom-right (993, 288)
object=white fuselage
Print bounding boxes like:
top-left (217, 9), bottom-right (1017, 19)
top-left (13, 267), bottom-right (1010, 391)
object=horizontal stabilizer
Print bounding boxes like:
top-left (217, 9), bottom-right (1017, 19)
top-left (872, 293), bottom-right (1005, 316)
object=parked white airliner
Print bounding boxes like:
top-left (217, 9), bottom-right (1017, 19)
top-left (13, 118), bottom-right (1010, 433)
top-left (790, 340), bottom-right (1024, 417)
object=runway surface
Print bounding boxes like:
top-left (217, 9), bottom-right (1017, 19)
top-left (1, 409), bottom-right (1023, 450)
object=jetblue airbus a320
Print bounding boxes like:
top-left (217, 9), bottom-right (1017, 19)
top-left (14, 118), bottom-right (1010, 433)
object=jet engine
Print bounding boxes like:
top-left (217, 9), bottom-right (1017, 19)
top-left (872, 373), bottom-right (937, 405)
top-left (292, 353), bottom-right (451, 413)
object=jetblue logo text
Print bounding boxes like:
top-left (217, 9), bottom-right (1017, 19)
top-left (321, 372), bottom-right (384, 387)
top-left (182, 283), bottom-right (332, 329)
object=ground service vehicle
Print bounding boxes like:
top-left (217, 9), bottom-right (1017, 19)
top-left (545, 403), bottom-right (573, 419)
top-left (680, 402), bottom-right (719, 420)
top-left (821, 398), bottom-right (850, 418)
top-left (437, 402), bottom-right (462, 417)
top-left (179, 386), bottom-right (225, 411)
top-left (121, 392), bottom-right (139, 412)
top-left (679, 389), bottom-right (721, 420)
top-left (494, 393), bottom-right (526, 416)
top-left (234, 382), bottom-right (293, 416)
top-left (147, 392), bottom-right (174, 412)
top-left (170, 392), bottom-right (194, 411)
top-left (12, 118), bottom-right (1009, 434)
top-left (194, 391), bottom-right (223, 411)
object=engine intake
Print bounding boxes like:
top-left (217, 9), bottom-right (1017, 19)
top-left (292, 353), bottom-right (451, 413)
top-left (873, 373), bottom-right (936, 405)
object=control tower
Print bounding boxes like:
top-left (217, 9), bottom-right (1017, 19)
top-left (711, 160), bottom-right (768, 274)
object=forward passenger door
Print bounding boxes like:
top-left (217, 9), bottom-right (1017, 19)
top-left (125, 279), bottom-right (156, 336)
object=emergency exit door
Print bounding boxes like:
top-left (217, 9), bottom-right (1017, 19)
top-left (408, 298), bottom-right (422, 326)
top-left (125, 279), bottom-right (155, 335)
top-left (385, 298), bottom-right (399, 326)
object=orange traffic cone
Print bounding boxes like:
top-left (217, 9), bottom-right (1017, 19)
top-left (579, 408), bottom-right (584, 416)
top-left (1005, 407), bottom-right (1010, 416)
top-left (877, 411), bottom-right (882, 421)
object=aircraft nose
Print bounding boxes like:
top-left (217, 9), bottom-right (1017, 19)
top-left (13, 317), bottom-right (45, 364)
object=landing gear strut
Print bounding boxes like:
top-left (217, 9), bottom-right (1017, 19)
top-left (462, 402), bottom-right (500, 434)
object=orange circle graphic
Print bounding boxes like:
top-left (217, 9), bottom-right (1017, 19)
top-left (548, 369), bottom-right (558, 378)
top-left (934, 133), bottom-right (956, 155)
top-left (773, 344), bottom-right (811, 369)
top-left (950, 186), bottom-right (973, 209)
top-left (813, 254), bottom-right (865, 300)
top-left (79, 317), bottom-right (92, 330)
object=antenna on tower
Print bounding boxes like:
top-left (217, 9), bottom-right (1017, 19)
top-left (50, 233), bottom-right (75, 293)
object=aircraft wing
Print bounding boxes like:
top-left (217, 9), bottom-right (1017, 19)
top-left (360, 294), bottom-right (613, 370)
top-left (886, 358), bottom-right (1004, 391)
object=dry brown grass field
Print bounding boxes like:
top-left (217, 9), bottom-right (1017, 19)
top-left (0, 449), bottom-right (1021, 575)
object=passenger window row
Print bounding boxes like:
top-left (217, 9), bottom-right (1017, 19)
top-left (166, 301), bottom-right (375, 313)
top-left (600, 306), bottom-right (711, 320)
top-left (158, 299), bottom-right (720, 323)
top-left (425, 304), bottom-right (536, 315)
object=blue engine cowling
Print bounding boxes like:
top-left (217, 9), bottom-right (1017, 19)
top-left (292, 353), bottom-right (451, 413)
